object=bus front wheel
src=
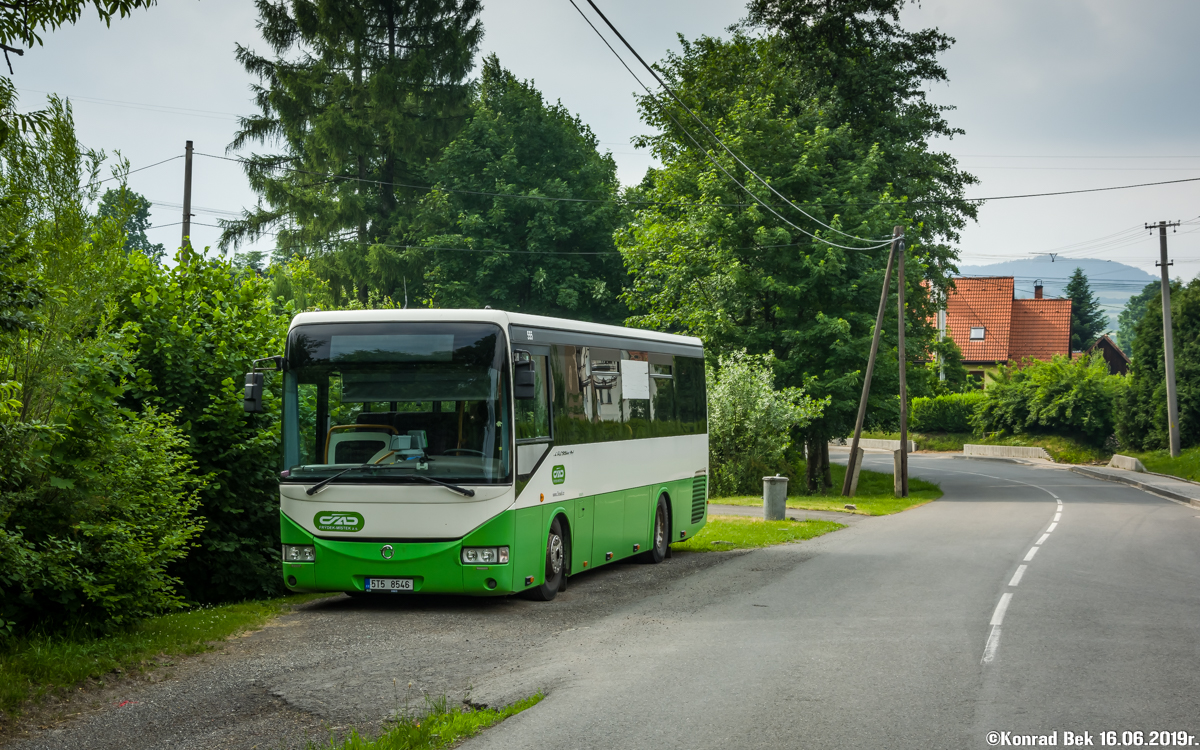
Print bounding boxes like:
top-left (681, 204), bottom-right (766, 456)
top-left (524, 517), bottom-right (567, 601)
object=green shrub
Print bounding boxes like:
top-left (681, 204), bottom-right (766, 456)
top-left (116, 250), bottom-right (288, 604)
top-left (707, 350), bottom-right (827, 497)
top-left (972, 354), bottom-right (1124, 445)
top-left (909, 393), bottom-right (985, 433)
top-left (0, 333), bottom-right (203, 636)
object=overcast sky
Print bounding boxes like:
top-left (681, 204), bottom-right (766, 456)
top-left (12, 0), bottom-right (1200, 282)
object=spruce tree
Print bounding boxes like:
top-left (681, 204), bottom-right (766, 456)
top-left (221, 0), bottom-right (482, 303)
top-left (1064, 267), bottom-right (1106, 352)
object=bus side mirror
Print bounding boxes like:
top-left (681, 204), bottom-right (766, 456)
top-left (244, 372), bottom-right (264, 413)
top-left (513, 350), bottom-right (536, 400)
top-left (243, 356), bottom-right (281, 413)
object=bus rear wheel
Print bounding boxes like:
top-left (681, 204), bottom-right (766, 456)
top-left (524, 517), bottom-right (567, 601)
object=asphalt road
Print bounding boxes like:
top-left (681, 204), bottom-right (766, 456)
top-left (463, 455), bottom-right (1200, 750)
top-left (11, 455), bottom-right (1200, 749)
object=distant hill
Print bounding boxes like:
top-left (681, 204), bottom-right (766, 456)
top-left (955, 257), bottom-right (1157, 333)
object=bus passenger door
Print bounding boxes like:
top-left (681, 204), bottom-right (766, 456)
top-left (592, 491), bottom-right (624, 565)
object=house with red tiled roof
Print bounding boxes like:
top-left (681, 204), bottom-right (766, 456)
top-left (941, 277), bottom-right (1072, 385)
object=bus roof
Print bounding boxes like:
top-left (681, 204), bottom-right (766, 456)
top-left (288, 309), bottom-right (704, 350)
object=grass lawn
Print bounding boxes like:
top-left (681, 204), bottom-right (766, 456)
top-left (862, 430), bottom-right (1110, 464)
top-left (673, 515), bottom-right (843, 553)
top-left (1125, 446), bottom-right (1200, 483)
top-left (0, 592), bottom-right (334, 719)
top-left (316, 694), bottom-right (544, 750)
top-left (712, 463), bottom-right (942, 516)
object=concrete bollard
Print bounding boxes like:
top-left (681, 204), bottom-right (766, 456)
top-left (763, 475), bottom-right (788, 520)
top-left (894, 449), bottom-right (903, 495)
top-left (846, 447), bottom-right (865, 497)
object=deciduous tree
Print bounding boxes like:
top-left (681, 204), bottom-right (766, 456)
top-left (618, 25), bottom-right (975, 483)
top-left (416, 56), bottom-right (628, 320)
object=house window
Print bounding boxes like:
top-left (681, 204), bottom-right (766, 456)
top-left (969, 327), bottom-right (986, 341)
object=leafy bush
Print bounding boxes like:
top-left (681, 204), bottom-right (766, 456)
top-left (707, 350), bottom-right (827, 497)
top-left (116, 250), bottom-right (288, 604)
top-left (910, 393), bottom-right (985, 433)
top-left (0, 332), bottom-right (203, 636)
top-left (972, 354), bottom-right (1124, 445)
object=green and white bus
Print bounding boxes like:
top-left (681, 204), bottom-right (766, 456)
top-left (259, 310), bottom-right (708, 601)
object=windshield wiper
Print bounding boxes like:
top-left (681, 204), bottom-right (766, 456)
top-left (403, 474), bottom-right (475, 497)
top-left (305, 463), bottom-right (377, 495)
top-left (304, 464), bottom-right (475, 497)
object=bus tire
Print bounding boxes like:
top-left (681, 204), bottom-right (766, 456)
top-left (524, 516), bottom-right (566, 601)
top-left (639, 494), bottom-right (669, 564)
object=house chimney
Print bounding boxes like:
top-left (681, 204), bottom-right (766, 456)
top-left (1034, 279), bottom-right (1043, 300)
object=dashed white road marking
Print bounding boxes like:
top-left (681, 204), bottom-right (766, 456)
top-left (982, 626), bottom-right (1002, 663)
top-left (872, 458), bottom-right (1067, 667)
top-left (1008, 565), bottom-right (1027, 586)
top-left (990, 592), bottom-right (1014, 625)
top-left (982, 593), bottom-right (1016, 664)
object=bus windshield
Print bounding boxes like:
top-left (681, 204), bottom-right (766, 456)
top-left (281, 321), bottom-right (511, 485)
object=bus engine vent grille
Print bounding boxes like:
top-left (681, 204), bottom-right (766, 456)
top-left (691, 476), bottom-right (707, 523)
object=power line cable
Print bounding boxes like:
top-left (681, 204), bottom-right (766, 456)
top-left (158, 220), bottom-right (818, 257)
top-left (577, 0), bottom-right (893, 245)
top-left (97, 154), bottom-right (185, 184)
top-left (565, 1), bottom-right (893, 251)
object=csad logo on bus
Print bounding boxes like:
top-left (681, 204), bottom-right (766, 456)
top-left (314, 511), bottom-right (364, 532)
top-left (551, 465), bottom-right (566, 485)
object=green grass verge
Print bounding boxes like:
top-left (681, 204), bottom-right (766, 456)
top-left (672, 515), bottom-right (843, 553)
top-left (1125, 446), bottom-right (1200, 482)
top-left (0, 593), bottom-right (333, 718)
top-left (862, 430), bottom-right (1110, 464)
top-left (314, 694), bottom-right (544, 750)
top-left (713, 463), bottom-right (941, 516)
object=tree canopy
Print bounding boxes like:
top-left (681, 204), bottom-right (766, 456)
top-left (97, 187), bottom-right (165, 263)
top-left (415, 56), bottom-right (628, 320)
top-left (617, 19), bottom-right (974, 471)
top-left (1118, 278), bottom-right (1200, 452)
top-left (221, 0), bottom-right (482, 304)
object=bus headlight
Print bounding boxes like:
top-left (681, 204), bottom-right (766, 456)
top-left (282, 544), bottom-right (315, 562)
top-left (462, 547), bottom-right (509, 565)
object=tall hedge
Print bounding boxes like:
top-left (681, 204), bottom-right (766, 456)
top-left (117, 250), bottom-right (288, 603)
top-left (909, 392), bottom-right (985, 433)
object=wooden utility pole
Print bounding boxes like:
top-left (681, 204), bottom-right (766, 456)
top-left (1149, 220), bottom-right (1181, 457)
top-left (842, 225), bottom-right (903, 497)
top-left (182, 140), bottom-right (194, 250)
top-left (897, 241), bottom-right (909, 497)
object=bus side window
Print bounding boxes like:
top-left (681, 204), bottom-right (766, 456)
top-left (515, 355), bottom-right (551, 440)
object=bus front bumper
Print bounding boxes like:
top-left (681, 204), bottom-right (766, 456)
top-left (280, 513), bottom-right (518, 596)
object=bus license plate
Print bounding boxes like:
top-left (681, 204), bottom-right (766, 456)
top-left (365, 577), bottom-right (414, 592)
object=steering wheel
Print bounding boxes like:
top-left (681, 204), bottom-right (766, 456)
top-left (442, 448), bottom-right (485, 456)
